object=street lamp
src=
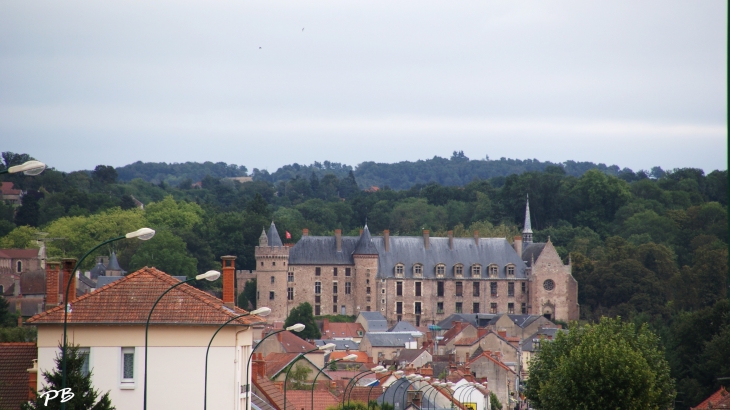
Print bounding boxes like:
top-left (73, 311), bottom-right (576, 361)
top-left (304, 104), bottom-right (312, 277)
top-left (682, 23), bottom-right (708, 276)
top-left (0, 160), bottom-right (46, 176)
top-left (366, 370), bottom-right (396, 410)
top-left (61, 227), bottom-right (156, 410)
top-left (143, 269), bottom-right (220, 410)
top-left (203, 307), bottom-right (272, 410)
top-left (344, 366), bottom-right (385, 409)
top-left (244, 323), bottom-right (306, 410)
top-left (311, 354), bottom-right (358, 410)
top-left (283, 343), bottom-right (336, 410)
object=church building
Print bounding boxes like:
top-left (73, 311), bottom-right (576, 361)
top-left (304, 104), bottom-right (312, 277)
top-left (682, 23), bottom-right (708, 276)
top-left (255, 198), bottom-right (579, 326)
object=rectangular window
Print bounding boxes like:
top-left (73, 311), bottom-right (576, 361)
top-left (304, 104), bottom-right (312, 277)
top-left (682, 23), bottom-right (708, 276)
top-left (122, 347), bottom-right (134, 382)
top-left (396, 302), bottom-right (403, 314)
top-left (455, 265), bottom-right (463, 276)
top-left (345, 268), bottom-right (351, 276)
top-left (437, 281), bottom-right (444, 297)
top-left (395, 265), bottom-right (404, 276)
top-left (508, 282), bottom-right (515, 297)
top-left (270, 276), bottom-right (275, 284)
top-left (315, 295), bottom-right (321, 304)
top-left (287, 287), bottom-right (294, 300)
top-left (333, 295), bottom-right (338, 304)
top-left (455, 282), bottom-right (463, 297)
top-left (490, 303), bottom-right (497, 314)
top-left (366, 287), bottom-right (371, 294)
top-left (521, 302), bottom-right (527, 314)
top-left (333, 283), bottom-right (338, 294)
top-left (473, 303), bottom-right (480, 313)
top-left (507, 265), bottom-right (515, 276)
top-left (508, 303), bottom-right (515, 314)
top-left (269, 291), bottom-right (275, 300)
top-left (333, 267), bottom-right (338, 276)
top-left (490, 282), bottom-right (498, 297)
top-left (288, 272), bottom-right (294, 282)
top-left (521, 282), bottom-right (526, 293)
top-left (436, 265), bottom-right (445, 276)
top-left (415, 302), bottom-right (422, 314)
top-left (396, 281), bottom-right (403, 296)
top-left (414, 265), bottom-right (422, 275)
top-left (333, 304), bottom-right (338, 313)
top-left (315, 267), bottom-right (321, 276)
top-left (315, 305), bottom-right (321, 315)
top-left (79, 347), bottom-right (90, 378)
top-left (415, 282), bottom-right (422, 297)
top-left (315, 282), bottom-right (321, 294)
top-left (437, 302), bottom-right (444, 313)
top-left (473, 282), bottom-right (480, 297)
top-left (345, 282), bottom-right (351, 294)
top-left (366, 306), bottom-right (371, 311)
top-left (455, 302), bottom-right (462, 313)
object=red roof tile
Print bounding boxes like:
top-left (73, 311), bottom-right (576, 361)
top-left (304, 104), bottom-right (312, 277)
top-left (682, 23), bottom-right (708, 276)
top-left (440, 322), bottom-right (475, 346)
top-left (276, 330), bottom-right (318, 353)
top-left (0, 249), bottom-right (39, 259)
top-left (322, 322), bottom-right (365, 339)
top-left (264, 352), bottom-right (301, 379)
top-left (0, 182), bottom-right (21, 196)
top-left (330, 351), bottom-right (370, 363)
top-left (692, 387), bottom-right (730, 409)
top-left (26, 267), bottom-right (262, 325)
top-left (252, 372), bottom-right (295, 410)
top-left (0, 342), bottom-right (37, 410)
top-left (286, 389), bottom-right (340, 410)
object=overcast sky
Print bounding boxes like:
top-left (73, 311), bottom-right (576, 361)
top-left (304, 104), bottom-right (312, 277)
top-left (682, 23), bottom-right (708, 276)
top-left (0, 1), bottom-right (726, 174)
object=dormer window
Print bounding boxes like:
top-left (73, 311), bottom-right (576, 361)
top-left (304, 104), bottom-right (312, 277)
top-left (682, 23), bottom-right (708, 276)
top-left (488, 264), bottom-right (498, 278)
top-left (395, 264), bottom-right (405, 277)
top-left (413, 264), bottom-right (423, 277)
top-left (454, 264), bottom-right (464, 277)
top-left (435, 264), bottom-right (445, 277)
top-left (470, 264), bottom-right (481, 277)
top-left (506, 264), bottom-right (515, 277)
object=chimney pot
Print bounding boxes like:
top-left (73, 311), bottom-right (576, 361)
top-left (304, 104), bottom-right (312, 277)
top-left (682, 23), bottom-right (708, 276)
top-left (61, 258), bottom-right (77, 304)
top-left (335, 229), bottom-right (342, 252)
top-left (448, 230), bottom-right (454, 250)
top-left (221, 255), bottom-right (237, 308)
top-left (383, 230), bottom-right (390, 252)
top-left (302, 228), bottom-right (309, 236)
top-left (423, 230), bottom-right (430, 250)
top-left (513, 236), bottom-right (523, 258)
top-left (474, 231), bottom-right (479, 246)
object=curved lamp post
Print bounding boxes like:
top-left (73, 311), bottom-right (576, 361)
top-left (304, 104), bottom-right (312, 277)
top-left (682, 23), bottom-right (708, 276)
top-left (283, 343), bottom-right (336, 410)
top-left (397, 374), bottom-right (420, 410)
top-left (143, 269), bottom-right (220, 410)
top-left (457, 383), bottom-right (476, 407)
top-left (0, 160), bottom-right (46, 176)
top-left (435, 382), bottom-right (457, 409)
top-left (61, 227), bottom-right (155, 410)
top-left (311, 354), bottom-right (358, 410)
top-left (424, 383), bottom-right (442, 410)
top-left (244, 323), bottom-right (306, 410)
top-left (344, 366), bottom-right (385, 409)
top-left (407, 377), bottom-right (432, 409)
top-left (366, 371), bottom-right (400, 410)
top-left (203, 307), bottom-right (272, 410)
top-left (378, 371), bottom-right (409, 409)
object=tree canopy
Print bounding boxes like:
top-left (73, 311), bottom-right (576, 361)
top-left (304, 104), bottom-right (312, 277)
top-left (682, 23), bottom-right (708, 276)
top-left (284, 302), bottom-right (321, 340)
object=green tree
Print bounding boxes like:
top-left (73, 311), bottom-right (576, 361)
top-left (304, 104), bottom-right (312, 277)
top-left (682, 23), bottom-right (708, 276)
top-left (0, 295), bottom-right (13, 327)
top-left (0, 225), bottom-right (40, 249)
top-left (284, 302), bottom-right (321, 340)
top-left (526, 317), bottom-right (674, 410)
top-left (128, 231), bottom-right (197, 279)
top-left (144, 196), bottom-right (203, 231)
top-left (285, 363), bottom-right (312, 390)
top-left (489, 392), bottom-right (502, 410)
top-left (91, 165), bottom-right (118, 185)
top-left (22, 344), bottom-right (114, 410)
top-left (238, 279), bottom-right (257, 310)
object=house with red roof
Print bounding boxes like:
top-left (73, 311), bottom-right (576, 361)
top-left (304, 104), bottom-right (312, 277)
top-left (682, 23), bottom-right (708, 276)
top-left (25, 263), bottom-right (264, 410)
top-left (691, 387), bottom-right (730, 409)
top-left (467, 350), bottom-right (516, 408)
top-left (321, 318), bottom-right (365, 342)
top-left (256, 328), bottom-right (326, 368)
top-left (0, 181), bottom-right (22, 205)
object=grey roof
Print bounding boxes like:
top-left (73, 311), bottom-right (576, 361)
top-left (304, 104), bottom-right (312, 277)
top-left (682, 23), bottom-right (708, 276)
top-left (107, 251), bottom-right (125, 273)
top-left (289, 235), bottom-right (360, 265)
top-left (389, 321), bottom-right (420, 333)
top-left (358, 312), bottom-right (389, 332)
top-left (436, 313), bottom-right (497, 330)
top-left (313, 339), bottom-right (360, 351)
top-left (267, 221), bottom-right (283, 247)
top-left (353, 225), bottom-right (378, 255)
top-left (487, 314), bottom-right (544, 328)
top-left (363, 332), bottom-right (415, 347)
top-left (77, 274), bottom-right (96, 288)
top-left (522, 328), bottom-right (567, 352)
top-left (523, 194), bottom-right (532, 234)
top-left (522, 243), bottom-right (546, 267)
top-left (395, 348), bottom-right (428, 363)
top-left (88, 262), bottom-right (106, 279)
top-left (376, 378), bottom-right (412, 409)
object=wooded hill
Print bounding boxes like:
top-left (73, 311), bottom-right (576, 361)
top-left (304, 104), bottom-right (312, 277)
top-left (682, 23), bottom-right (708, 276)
top-left (0, 151), bottom-right (727, 409)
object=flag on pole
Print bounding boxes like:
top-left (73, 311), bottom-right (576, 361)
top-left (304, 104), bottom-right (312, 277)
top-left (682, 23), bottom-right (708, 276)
top-left (285, 231), bottom-right (292, 239)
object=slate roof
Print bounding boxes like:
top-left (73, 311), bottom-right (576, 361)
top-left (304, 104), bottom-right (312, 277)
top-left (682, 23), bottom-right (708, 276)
top-left (107, 251), bottom-right (125, 273)
top-left (88, 262), bottom-right (107, 279)
top-left (353, 225), bottom-right (378, 255)
top-left (388, 321), bottom-right (421, 334)
top-left (522, 328), bottom-right (567, 352)
top-left (488, 313), bottom-right (544, 328)
top-left (26, 267), bottom-right (262, 325)
top-left (0, 249), bottom-right (38, 259)
top-left (314, 339), bottom-right (359, 351)
top-left (358, 312), bottom-right (389, 332)
top-left (268, 222), bottom-right (283, 247)
top-left (77, 274), bottom-right (96, 289)
top-left (395, 348), bottom-right (428, 364)
top-left (0, 342), bottom-right (37, 410)
top-left (521, 243), bottom-right (545, 267)
top-left (363, 332), bottom-right (415, 347)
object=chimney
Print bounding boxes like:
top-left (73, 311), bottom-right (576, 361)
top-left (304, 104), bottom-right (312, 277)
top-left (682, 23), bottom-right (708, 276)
top-left (383, 230), bottom-right (390, 252)
top-left (359, 229), bottom-right (363, 235)
top-left (252, 353), bottom-right (266, 379)
top-left (45, 262), bottom-right (61, 308)
top-left (335, 229), bottom-right (342, 252)
top-left (423, 230), bottom-right (430, 250)
top-left (513, 236), bottom-right (522, 258)
top-left (27, 359), bottom-right (38, 401)
top-left (477, 328), bottom-right (488, 338)
top-left (448, 230), bottom-right (454, 250)
top-left (498, 330), bottom-right (507, 338)
top-left (473, 231), bottom-right (479, 246)
top-left (61, 258), bottom-right (77, 305)
top-left (221, 256), bottom-right (237, 309)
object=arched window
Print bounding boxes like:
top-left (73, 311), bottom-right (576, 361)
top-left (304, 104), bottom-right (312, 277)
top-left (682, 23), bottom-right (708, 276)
top-left (435, 264), bottom-right (445, 277)
top-left (395, 264), bottom-right (405, 277)
top-left (488, 264), bottom-right (498, 278)
top-left (471, 264), bottom-right (482, 277)
top-left (454, 264), bottom-right (464, 277)
top-left (413, 264), bottom-right (423, 277)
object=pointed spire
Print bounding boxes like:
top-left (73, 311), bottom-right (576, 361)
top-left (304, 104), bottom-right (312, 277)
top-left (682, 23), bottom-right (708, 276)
top-left (267, 221), bottom-right (283, 247)
top-left (353, 224), bottom-right (378, 255)
top-left (258, 228), bottom-right (268, 247)
top-left (523, 194), bottom-right (533, 245)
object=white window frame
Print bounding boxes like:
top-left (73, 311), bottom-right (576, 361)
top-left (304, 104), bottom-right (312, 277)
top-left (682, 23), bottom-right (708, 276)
top-left (120, 347), bottom-right (136, 388)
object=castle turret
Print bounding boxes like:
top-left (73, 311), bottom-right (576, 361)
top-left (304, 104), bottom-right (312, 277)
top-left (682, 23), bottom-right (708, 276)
top-left (523, 194), bottom-right (533, 245)
top-left (352, 224), bottom-right (378, 316)
top-left (255, 222), bottom-right (290, 321)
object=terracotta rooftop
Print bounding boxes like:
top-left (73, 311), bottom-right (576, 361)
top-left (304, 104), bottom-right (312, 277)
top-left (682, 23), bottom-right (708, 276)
top-left (330, 350), bottom-right (371, 363)
top-left (467, 351), bottom-right (515, 373)
top-left (26, 267), bottom-right (262, 325)
top-left (286, 390), bottom-right (340, 410)
top-left (264, 352), bottom-right (301, 379)
top-left (692, 387), bottom-right (730, 409)
top-left (252, 372), bottom-right (295, 410)
top-left (0, 182), bottom-right (21, 196)
top-left (0, 249), bottom-right (38, 259)
top-left (0, 342), bottom-right (37, 410)
top-left (322, 322), bottom-right (365, 339)
top-left (440, 321), bottom-right (475, 345)
top-left (275, 330), bottom-right (318, 353)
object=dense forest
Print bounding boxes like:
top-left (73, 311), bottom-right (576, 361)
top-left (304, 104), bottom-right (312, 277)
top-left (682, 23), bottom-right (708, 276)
top-left (0, 151), bottom-right (727, 409)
